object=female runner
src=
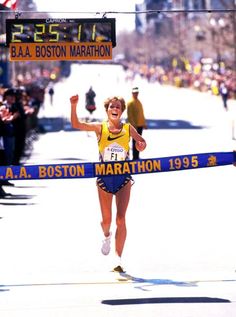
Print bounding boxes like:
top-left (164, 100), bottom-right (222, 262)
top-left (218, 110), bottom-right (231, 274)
top-left (70, 94), bottom-right (146, 272)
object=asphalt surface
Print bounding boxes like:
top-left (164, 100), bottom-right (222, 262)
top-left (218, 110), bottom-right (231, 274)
top-left (0, 64), bottom-right (236, 316)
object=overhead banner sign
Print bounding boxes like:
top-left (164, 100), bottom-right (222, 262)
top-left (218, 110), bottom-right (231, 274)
top-left (0, 152), bottom-right (235, 181)
top-left (9, 42), bottom-right (112, 61)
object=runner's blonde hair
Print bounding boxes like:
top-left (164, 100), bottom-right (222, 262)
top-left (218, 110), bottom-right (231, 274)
top-left (104, 96), bottom-right (126, 112)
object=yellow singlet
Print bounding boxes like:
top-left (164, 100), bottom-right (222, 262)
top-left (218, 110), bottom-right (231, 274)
top-left (98, 121), bottom-right (130, 162)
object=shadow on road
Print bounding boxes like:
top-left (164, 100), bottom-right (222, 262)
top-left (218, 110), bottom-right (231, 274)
top-left (51, 157), bottom-right (87, 162)
top-left (38, 117), bottom-right (204, 133)
top-left (101, 296), bottom-right (230, 305)
top-left (0, 194), bottom-right (36, 206)
top-left (146, 119), bottom-right (204, 129)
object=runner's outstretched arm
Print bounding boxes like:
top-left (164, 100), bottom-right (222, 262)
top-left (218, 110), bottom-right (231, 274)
top-left (130, 125), bottom-right (147, 152)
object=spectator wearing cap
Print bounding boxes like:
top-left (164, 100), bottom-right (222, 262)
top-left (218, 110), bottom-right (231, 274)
top-left (12, 89), bottom-right (27, 165)
top-left (0, 90), bottom-right (19, 193)
top-left (2, 88), bottom-right (20, 166)
top-left (126, 87), bottom-right (147, 159)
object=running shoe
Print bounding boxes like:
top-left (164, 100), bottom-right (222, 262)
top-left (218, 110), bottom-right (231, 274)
top-left (113, 255), bottom-right (125, 273)
top-left (113, 265), bottom-right (125, 273)
top-left (101, 232), bottom-right (111, 255)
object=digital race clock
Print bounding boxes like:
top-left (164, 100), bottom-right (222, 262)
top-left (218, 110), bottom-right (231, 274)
top-left (6, 18), bottom-right (116, 61)
top-left (6, 18), bottom-right (116, 47)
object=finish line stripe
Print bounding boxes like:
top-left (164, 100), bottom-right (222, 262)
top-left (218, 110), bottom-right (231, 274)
top-left (0, 151), bottom-right (235, 181)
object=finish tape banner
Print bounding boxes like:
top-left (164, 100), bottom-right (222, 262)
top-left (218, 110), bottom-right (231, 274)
top-left (0, 151), bottom-right (235, 181)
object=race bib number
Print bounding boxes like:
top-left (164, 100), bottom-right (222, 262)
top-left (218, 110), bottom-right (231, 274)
top-left (103, 144), bottom-right (125, 161)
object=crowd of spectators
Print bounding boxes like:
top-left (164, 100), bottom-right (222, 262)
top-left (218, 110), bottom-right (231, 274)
top-left (122, 59), bottom-right (236, 100)
top-left (0, 84), bottom-right (45, 197)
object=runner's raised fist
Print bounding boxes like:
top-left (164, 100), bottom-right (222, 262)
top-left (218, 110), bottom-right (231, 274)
top-left (70, 94), bottom-right (79, 106)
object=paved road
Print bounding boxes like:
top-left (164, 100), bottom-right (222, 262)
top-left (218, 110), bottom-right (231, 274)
top-left (0, 65), bottom-right (236, 316)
